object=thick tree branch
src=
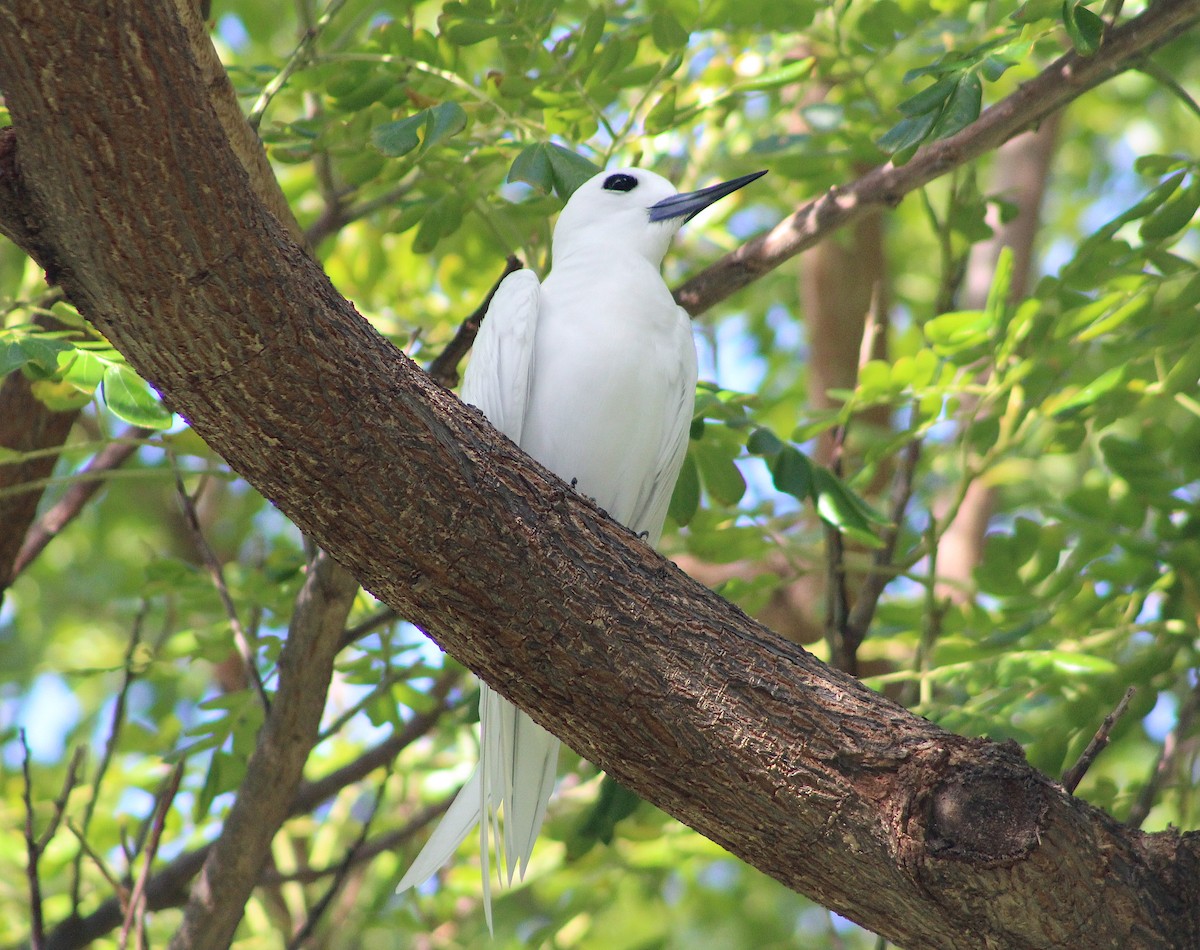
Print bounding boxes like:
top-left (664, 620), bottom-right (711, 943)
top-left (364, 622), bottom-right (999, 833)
top-left (169, 551), bottom-right (357, 949)
top-left (674, 0), bottom-right (1200, 316)
top-left (2, 3), bottom-right (1199, 948)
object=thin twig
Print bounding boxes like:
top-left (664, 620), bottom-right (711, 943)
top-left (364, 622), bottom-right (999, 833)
top-left (12, 427), bottom-right (153, 580)
top-left (37, 744), bottom-right (87, 852)
top-left (119, 763), bottom-right (185, 950)
top-left (41, 669), bottom-right (461, 949)
top-left (844, 439), bottom-right (923, 647)
top-left (260, 799), bottom-right (451, 886)
top-left (247, 0), bottom-right (351, 130)
top-left (1062, 686), bottom-right (1137, 795)
top-left (1136, 59), bottom-right (1200, 120)
top-left (824, 426), bottom-right (854, 673)
top-left (286, 764), bottom-right (393, 948)
top-left (338, 606), bottom-right (399, 651)
top-left (72, 604), bottom-right (146, 909)
top-left (21, 730), bottom-right (46, 950)
top-left (66, 820), bottom-right (127, 898)
top-left (172, 466), bottom-right (272, 712)
top-left (303, 182), bottom-right (410, 248)
top-left (1128, 677), bottom-right (1200, 828)
top-left (426, 256), bottom-right (524, 388)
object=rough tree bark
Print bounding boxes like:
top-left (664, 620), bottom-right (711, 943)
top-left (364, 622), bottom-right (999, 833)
top-left (2, 2), bottom-right (1199, 948)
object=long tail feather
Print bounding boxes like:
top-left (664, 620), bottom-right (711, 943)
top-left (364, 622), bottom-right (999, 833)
top-left (396, 766), bottom-right (483, 893)
top-left (399, 684), bottom-right (561, 931)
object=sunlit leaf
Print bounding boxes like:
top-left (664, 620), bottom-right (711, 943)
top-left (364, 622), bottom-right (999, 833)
top-left (101, 363), bottom-right (173, 428)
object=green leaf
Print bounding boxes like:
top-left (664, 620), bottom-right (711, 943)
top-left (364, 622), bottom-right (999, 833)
top-left (924, 309), bottom-right (990, 352)
top-left (813, 468), bottom-right (883, 548)
top-left (1139, 176), bottom-right (1200, 241)
top-left (650, 11), bottom-right (689, 52)
top-left (985, 246), bottom-right (1014, 327)
top-left (644, 86), bottom-right (677, 135)
top-left (1048, 365), bottom-right (1126, 416)
top-left (508, 143), bottom-right (600, 200)
top-left (508, 143), bottom-right (554, 191)
top-left (736, 57), bottom-right (815, 92)
top-left (746, 426), bottom-right (784, 456)
top-left (878, 109), bottom-right (938, 154)
top-left (1133, 154), bottom-right (1187, 176)
top-left (101, 363), bottom-right (173, 428)
top-left (928, 72), bottom-right (982, 140)
top-left (411, 193), bottom-right (465, 253)
top-left (695, 440), bottom-right (746, 506)
top-left (668, 451), bottom-right (700, 525)
top-left (981, 55), bottom-right (1013, 82)
top-left (328, 73), bottom-right (393, 112)
top-left (372, 112), bottom-right (425, 157)
top-left (897, 75), bottom-right (957, 118)
top-left (371, 102), bottom-right (467, 158)
top-left (424, 101), bottom-right (468, 150)
top-left (442, 18), bottom-right (504, 46)
top-left (569, 8), bottom-right (606, 67)
top-left (0, 339), bottom-right (31, 376)
top-left (770, 445), bottom-right (813, 501)
top-left (857, 0), bottom-right (908, 47)
top-left (60, 348), bottom-right (110, 392)
top-left (1044, 651), bottom-right (1118, 677)
top-left (545, 144), bottom-right (602, 199)
top-left (1062, 2), bottom-right (1103, 56)
top-left (31, 379), bottom-right (93, 411)
top-left (11, 335), bottom-right (74, 376)
top-left (568, 776), bottom-right (642, 857)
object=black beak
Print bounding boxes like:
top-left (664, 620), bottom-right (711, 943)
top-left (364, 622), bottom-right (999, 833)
top-left (648, 170), bottom-right (768, 224)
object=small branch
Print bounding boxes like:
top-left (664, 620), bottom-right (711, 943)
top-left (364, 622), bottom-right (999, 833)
top-left (1136, 59), bottom-right (1200, 120)
top-left (21, 731), bottom-right (46, 950)
top-left (426, 255), bottom-right (523, 388)
top-left (303, 182), bottom-right (409, 248)
top-left (120, 763), bottom-right (184, 950)
top-left (172, 466), bottom-right (272, 712)
top-left (12, 427), bottom-right (153, 580)
top-left (672, 0), bottom-right (1200, 318)
top-left (1062, 687), bottom-right (1137, 795)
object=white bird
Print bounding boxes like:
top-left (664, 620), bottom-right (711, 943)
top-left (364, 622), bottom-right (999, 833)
top-left (398, 165), bottom-right (766, 928)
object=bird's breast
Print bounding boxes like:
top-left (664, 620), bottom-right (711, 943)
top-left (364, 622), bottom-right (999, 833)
top-left (518, 264), bottom-right (694, 530)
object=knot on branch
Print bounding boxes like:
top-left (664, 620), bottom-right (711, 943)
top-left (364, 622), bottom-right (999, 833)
top-left (925, 757), bottom-right (1048, 864)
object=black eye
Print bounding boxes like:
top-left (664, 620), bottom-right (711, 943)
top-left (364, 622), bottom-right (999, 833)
top-left (602, 173), bottom-right (638, 192)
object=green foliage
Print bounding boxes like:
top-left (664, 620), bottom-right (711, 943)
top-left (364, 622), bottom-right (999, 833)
top-left (3, 0), bottom-right (1200, 946)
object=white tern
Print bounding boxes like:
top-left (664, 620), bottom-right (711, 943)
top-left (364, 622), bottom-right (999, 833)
top-left (397, 166), bottom-right (766, 928)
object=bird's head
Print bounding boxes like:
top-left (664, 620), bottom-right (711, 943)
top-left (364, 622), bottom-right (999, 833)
top-left (552, 167), bottom-right (767, 265)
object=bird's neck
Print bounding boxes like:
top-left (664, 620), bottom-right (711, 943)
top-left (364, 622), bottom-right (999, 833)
top-left (550, 240), bottom-right (667, 273)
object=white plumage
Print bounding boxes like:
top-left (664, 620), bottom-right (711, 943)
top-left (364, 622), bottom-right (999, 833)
top-left (398, 166), bottom-right (765, 929)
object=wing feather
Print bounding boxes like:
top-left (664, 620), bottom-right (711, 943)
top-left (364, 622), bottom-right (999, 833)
top-left (460, 269), bottom-right (541, 444)
top-left (628, 308), bottom-right (699, 544)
